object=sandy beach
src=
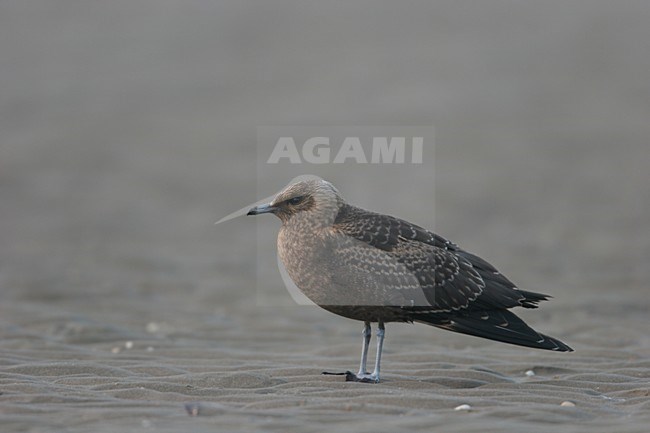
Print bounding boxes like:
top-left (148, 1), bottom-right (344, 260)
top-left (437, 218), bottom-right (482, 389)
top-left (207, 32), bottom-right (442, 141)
top-left (1, 2), bottom-right (650, 432)
top-left (2, 291), bottom-right (649, 432)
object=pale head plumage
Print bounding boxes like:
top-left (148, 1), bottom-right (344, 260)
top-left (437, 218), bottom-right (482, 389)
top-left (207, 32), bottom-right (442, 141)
top-left (268, 179), bottom-right (344, 225)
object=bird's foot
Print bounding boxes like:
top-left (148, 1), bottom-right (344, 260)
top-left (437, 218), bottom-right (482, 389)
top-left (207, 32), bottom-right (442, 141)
top-left (322, 370), bottom-right (379, 383)
top-left (348, 371), bottom-right (380, 383)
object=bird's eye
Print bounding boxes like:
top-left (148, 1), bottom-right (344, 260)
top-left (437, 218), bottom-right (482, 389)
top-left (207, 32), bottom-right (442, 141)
top-left (287, 196), bottom-right (304, 205)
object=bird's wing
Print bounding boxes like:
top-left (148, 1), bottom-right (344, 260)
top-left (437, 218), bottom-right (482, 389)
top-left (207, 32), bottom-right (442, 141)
top-left (332, 204), bottom-right (545, 312)
top-left (323, 235), bottom-right (430, 307)
top-left (389, 238), bottom-right (485, 311)
top-left (332, 204), bottom-right (458, 252)
top-left (331, 205), bottom-right (485, 311)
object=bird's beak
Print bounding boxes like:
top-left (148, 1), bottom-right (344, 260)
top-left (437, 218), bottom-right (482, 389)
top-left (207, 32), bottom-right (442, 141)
top-left (247, 203), bottom-right (276, 216)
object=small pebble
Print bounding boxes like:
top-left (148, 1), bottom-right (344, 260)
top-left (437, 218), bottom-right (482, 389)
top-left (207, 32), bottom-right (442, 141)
top-left (146, 346), bottom-right (155, 352)
top-left (560, 401), bottom-right (576, 407)
top-left (125, 341), bottom-right (134, 349)
top-left (111, 347), bottom-right (121, 354)
top-left (146, 322), bottom-right (160, 333)
top-left (141, 419), bottom-right (152, 428)
top-left (525, 370), bottom-right (535, 377)
top-left (454, 404), bottom-right (472, 411)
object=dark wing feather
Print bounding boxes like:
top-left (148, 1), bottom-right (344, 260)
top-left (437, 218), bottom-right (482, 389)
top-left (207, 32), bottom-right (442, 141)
top-left (332, 204), bottom-right (547, 312)
top-left (415, 309), bottom-right (573, 351)
top-left (333, 204), bottom-right (458, 252)
top-left (388, 238), bottom-right (485, 311)
top-left (332, 205), bottom-right (484, 311)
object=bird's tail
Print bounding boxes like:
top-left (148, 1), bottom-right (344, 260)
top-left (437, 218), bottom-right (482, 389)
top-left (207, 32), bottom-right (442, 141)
top-left (416, 309), bottom-right (573, 352)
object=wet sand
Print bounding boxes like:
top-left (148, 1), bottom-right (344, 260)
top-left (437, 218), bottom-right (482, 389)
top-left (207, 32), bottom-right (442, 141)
top-left (1, 2), bottom-right (650, 432)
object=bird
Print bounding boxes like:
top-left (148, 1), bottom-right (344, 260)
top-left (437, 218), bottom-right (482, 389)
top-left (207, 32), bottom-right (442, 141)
top-left (247, 178), bottom-right (572, 383)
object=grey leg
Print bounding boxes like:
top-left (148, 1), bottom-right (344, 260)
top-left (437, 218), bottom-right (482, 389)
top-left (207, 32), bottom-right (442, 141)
top-left (357, 322), bottom-right (371, 376)
top-left (348, 321), bottom-right (384, 383)
top-left (369, 321), bottom-right (385, 383)
top-left (323, 321), bottom-right (384, 384)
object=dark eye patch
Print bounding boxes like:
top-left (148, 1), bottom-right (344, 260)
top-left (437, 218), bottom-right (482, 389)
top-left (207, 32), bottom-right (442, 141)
top-left (287, 196), bottom-right (304, 205)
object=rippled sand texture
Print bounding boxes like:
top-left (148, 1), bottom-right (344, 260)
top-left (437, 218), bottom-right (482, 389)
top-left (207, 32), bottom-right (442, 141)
top-left (1, 2), bottom-right (650, 432)
top-left (1, 299), bottom-right (649, 433)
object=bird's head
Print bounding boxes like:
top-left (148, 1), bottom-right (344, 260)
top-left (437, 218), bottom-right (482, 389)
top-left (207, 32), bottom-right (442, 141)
top-left (247, 179), bottom-right (343, 225)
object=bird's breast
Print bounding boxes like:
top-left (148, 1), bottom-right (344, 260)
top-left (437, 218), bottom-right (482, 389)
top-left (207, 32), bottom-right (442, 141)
top-left (277, 224), bottom-right (335, 302)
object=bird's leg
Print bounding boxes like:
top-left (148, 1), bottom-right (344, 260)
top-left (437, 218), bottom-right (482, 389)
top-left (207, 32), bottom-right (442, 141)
top-left (344, 321), bottom-right (384, 383)
top-left (321, 322), bottom-right (372, 380)
top-left (322, 321), bottom-right (382, 383)
top-left (356, 321), bottom-right (372, 376)
top-left (368, 321), bottom-right (385, 383)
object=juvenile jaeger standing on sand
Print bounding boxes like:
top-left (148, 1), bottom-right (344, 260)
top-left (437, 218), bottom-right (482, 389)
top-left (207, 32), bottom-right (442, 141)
top-left (248, 179), bottom-right (572, 383)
